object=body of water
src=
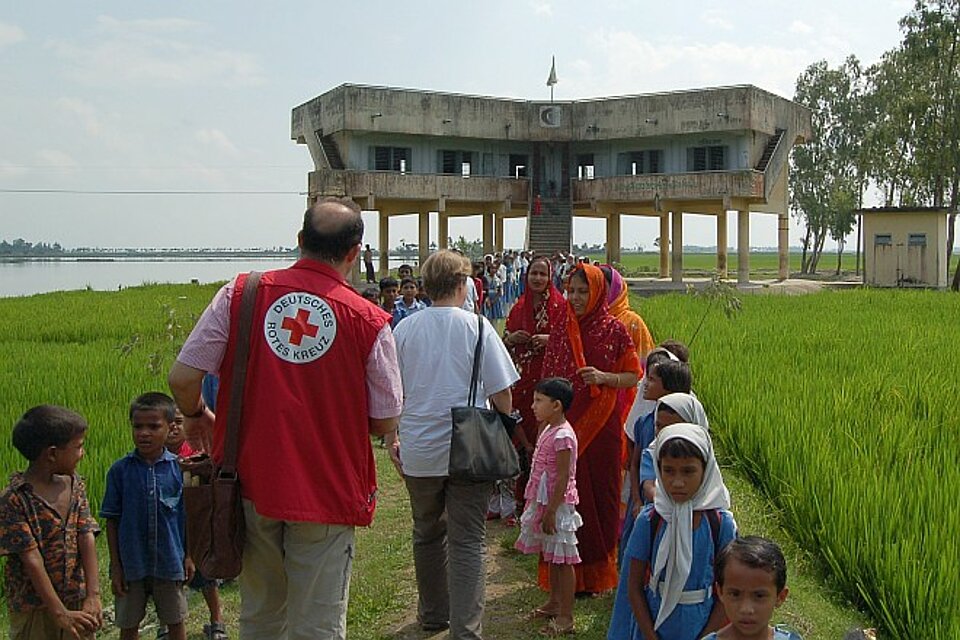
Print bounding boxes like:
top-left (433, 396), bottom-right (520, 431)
top-left (0, 257), bottom-right (416, 297)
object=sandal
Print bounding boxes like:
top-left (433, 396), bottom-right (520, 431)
top-left (540, 619), bottom-right (575, 636)
top-left (531, 606), bottom-right (558, 619)
top-left (204, 622), bottom-right (228, 640)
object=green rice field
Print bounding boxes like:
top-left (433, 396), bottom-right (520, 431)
top-left (0, 283), bottom-right (956, 637)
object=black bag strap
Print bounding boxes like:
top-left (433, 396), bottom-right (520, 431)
top-left (467, 314), bottom-right (484, 406)
top-left (221, 271), bottom-right (260, 476)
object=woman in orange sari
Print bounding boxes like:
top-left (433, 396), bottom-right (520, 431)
top-left (540, 263), bottom-right (641, 594)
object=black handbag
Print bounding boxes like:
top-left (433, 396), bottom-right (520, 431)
top-left (448, 315), bottom-right (521, 482)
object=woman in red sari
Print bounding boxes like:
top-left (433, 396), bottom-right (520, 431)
top-left (540, 263), bottom-right (641, 594)
top-left (504, 256), bottom-right (566, 499)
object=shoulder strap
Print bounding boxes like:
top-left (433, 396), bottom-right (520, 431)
top-left (467, 314), bottom-right (484, 405)
top-left (706, 509), bottom-right (722, 557)
top-left (221, 271), bottom-right (260, 475)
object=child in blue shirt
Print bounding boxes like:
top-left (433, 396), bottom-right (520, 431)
top-left (101, 392), bottom-right (193, 640)
top-left (609, 423), bottom-right (736, 640)
top-left (702, 536), bottom-right (802, 640)
top-left (394, 276), bottom-right (427, 324)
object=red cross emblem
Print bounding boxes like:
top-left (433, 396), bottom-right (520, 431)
top-left (281, 308), bottom-right (319, 346)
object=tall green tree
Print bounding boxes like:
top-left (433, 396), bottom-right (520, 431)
top-left (791, 57), bottom-right (864, 274)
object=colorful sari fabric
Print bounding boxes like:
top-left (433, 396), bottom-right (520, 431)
top-left (539, 263), bottom-right (641, 593)
top-left (505, 257), bottom-right (566, 445)
top-left (605, 265), bottom-right (656, 359)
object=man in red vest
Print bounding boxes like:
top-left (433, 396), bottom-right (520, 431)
top-left (168, 197), bottom-right (402, 640)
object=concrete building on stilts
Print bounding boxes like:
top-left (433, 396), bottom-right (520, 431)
top-left (291, 83), bottom-right (812, 284)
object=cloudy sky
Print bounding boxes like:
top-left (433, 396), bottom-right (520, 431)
top-left (1, 1), bottom-right (912, 250)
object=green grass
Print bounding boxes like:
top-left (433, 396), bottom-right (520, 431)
top-left (583, 250), bottom-right (960, 279)
top-left (2, 283), bottom-right (950, 638)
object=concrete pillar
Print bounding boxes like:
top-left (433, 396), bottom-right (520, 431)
top-left (482, 212), bottom-right (493, 255)
top-left (659, 214), bottom-right (670, 278)
top-left (438, 212), bottom-right (449, 250)
top-left (494, 213), bottom-right (504, 253)
top-left (671, 210), bottom-right (683, 283)
top-left (737, 209), bottom-right (750, 285)
top-left (418, 210), bottom-right (430, 269)
top-left (606, 211), bottom-right (621, 265)
top-left (778, 212), bottom-right (789, 281)
top-left (716, 210), bottom-right (728, 279)
top-left (378, 210), bottom-right (390, 277)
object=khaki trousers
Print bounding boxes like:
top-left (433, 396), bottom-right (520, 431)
top-left (239, 499), bottom-right (355, 640)
top-left (404, 475), bottom-right (493, 640)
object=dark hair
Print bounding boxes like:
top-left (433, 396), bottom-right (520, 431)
top-left (379, 276), bottom-right (399, 291)
top-left (535, 377), bottom-right (574, 411)
top-left (716, 536), bottom-right (788, 592)
top-left (569, 268), bottom-right (588, 284)
top-left (657, 361), bottom-right (692, 394)
top-left (646, 348), bottom-right (674, 372)
top-left (400, 277), bottom-right (416, 289)
top-left (658, 437), bottom-right (705, 466)
top-left (129, 392), bottom-right (176, 423)
top-left (300, 197), bottom-right (363, 262)
top-left (12, 405), bottom-right (88, 461)
top-left (398, 264), bottom-right (413, 273)
top-left (361, 286), bottom-right (379, 301)
top-left (658, 403), bottom-right (679, 416)
top-left (659, 339), bottom-right (690, 363)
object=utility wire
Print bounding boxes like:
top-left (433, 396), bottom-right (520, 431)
top-left (0, 188), bottom-right (306, 195)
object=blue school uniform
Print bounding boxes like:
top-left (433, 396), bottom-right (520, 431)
top-left (619, 411), bottom-right (657, 566)
top-left (608, 504), bottom-right (736, 640)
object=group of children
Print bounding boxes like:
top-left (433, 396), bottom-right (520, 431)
top-left (512, 341), bottom-right (802, 640)
top-left (0, 393), bottom-right (226, 640)
top-left (362, 263), bottom-right (433, 328)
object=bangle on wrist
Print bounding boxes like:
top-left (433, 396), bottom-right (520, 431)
top-left (183, 400), bottom-right (206, 419)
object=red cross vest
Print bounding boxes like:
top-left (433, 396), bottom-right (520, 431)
top-left (212, 259), bottom-right (391, 525)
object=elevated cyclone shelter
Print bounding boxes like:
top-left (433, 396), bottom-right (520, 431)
top-left (291, 83), bottom-right (811, 283)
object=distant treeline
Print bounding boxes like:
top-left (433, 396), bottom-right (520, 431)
top-left (0, 238), bottom-right (298, 258)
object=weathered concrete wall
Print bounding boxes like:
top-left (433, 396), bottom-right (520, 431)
top-left (308, 169), bottom-right (529, 204)
top-left (291, 84), bottom-right (812, 147)
top-left (863, 210), bottom-right (948, 288)
top-left (571, 171), bottom-right (763, 203)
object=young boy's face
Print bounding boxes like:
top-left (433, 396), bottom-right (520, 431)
top-left (398, 267), bottom-right (413, 279)
top-left (381, 286), bottom-right (398, 307)
top-left (643, 366), bottom-right (666, 400)
top-left (131, 409), bottom-right (171, 461)
top-left (52, 434), bottom-right (86, 475)
top-left (658, 454), bottom-right (704, 503)
top-left (165, 410), bottom-right (185, 452)
top-left (400, 282), bottom-right (417, 302)
top-left (531, 391), bottom-right (562, 424)
top-left (717, 558), bottom-right (788, 639)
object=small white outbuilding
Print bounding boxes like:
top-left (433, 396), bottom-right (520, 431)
top-left (858, 207), bottom-right (949, 288)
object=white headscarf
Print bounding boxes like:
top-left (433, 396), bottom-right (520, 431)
top-left (655, 393), bottom-right (709, 431)
top-left (650, 423), bottom-right (730, 630)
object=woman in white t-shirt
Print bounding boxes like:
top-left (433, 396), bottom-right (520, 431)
top-left (390, 249), bottom-right (520, 638)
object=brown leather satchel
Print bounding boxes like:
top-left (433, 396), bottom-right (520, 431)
top-left (180, 271), bottom-right (260, 580)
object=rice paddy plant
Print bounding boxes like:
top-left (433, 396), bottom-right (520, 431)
top-left (637, 288), bottom-right (960, 638)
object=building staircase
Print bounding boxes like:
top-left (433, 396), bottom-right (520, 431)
top-left (319, 134), bottom-right (345, 170)
top-left (754, 128), bottom-right (785, 172)
top-left (527, 197), bottom-right (572, 255)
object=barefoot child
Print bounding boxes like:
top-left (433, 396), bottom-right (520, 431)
top-left (515, 377), bottom-right (582, 636)
top-left (616, 423), bottom-right (737, 640)
top-left (703, 536), bottom-right (801, 640)
top-left (0, 405), bottom-right (103, 639)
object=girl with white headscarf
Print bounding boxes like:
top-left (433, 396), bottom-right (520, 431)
top-left (624, 424), bottom-right (736, 640)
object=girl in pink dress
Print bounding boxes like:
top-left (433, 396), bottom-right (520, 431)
top-left (515, 377), bottom-right (583, 636)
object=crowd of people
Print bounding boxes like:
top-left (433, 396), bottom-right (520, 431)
top-left (1, 198), bottom-right (801, 640)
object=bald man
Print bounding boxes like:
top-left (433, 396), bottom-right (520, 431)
top-left (169, 197), bottom-right (402, 640)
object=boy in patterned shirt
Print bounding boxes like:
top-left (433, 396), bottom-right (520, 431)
top-left (0, 405), bottom-right (102, 639)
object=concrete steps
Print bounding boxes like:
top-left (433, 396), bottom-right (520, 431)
top-left (528, 198), bottom-right (572, 254)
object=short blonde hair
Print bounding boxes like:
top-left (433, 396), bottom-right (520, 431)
top-left (421, 250), bottom-right (471, 300)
